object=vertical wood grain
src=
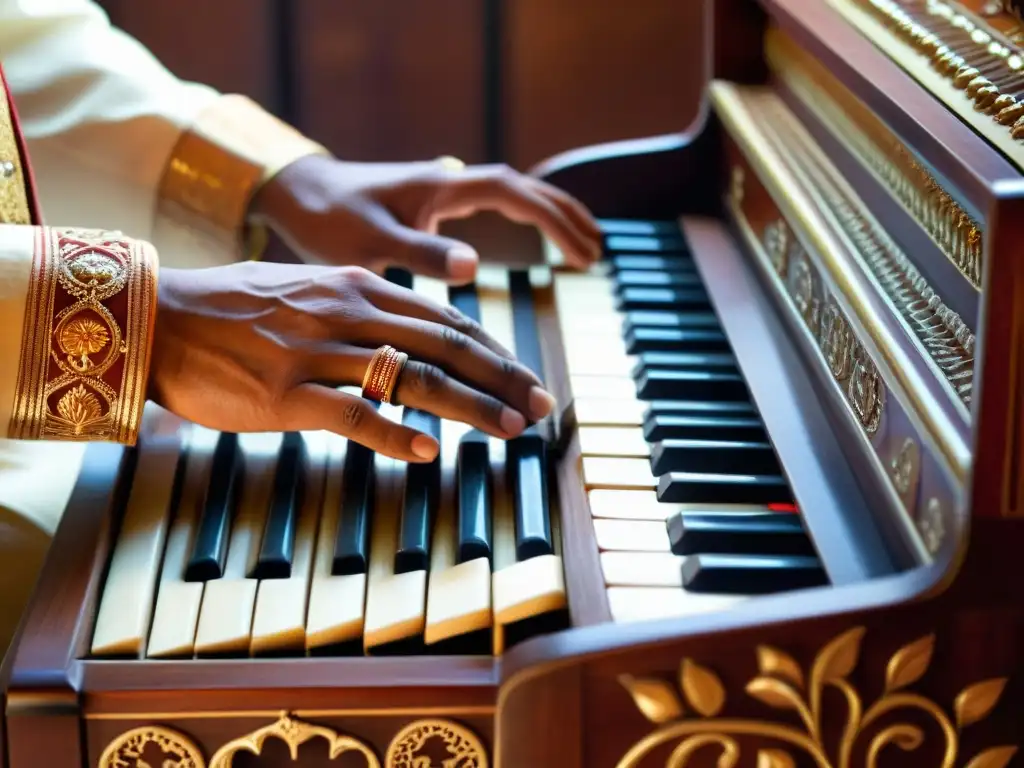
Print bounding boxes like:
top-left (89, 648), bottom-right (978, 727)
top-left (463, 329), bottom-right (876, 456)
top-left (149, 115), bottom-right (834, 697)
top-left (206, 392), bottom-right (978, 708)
top-left (292, 0), bottom-right (486, 163)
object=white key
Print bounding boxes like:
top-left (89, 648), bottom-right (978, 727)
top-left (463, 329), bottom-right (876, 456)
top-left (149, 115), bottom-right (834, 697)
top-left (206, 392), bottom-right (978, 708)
top-left (607, 587), bottom-right (745, 623)
top-left (575, 398), bottom-right (646, 426)
top-left (582, 457), bottom-right (657, 490)
top-left (193, 432), bottom-right (279, 655)
top-left (146, 426), bottom-right (220, 658)
top-left (578, 427), bottom-right (650, 458)
top-left (91, 407), bottom-right (187, 657)
top-left (364, 404), bottom-right (427, 651)
top-left (306, 432), bottom-right (367, 649)
top-left (250, 431), bottom-right (329, 654)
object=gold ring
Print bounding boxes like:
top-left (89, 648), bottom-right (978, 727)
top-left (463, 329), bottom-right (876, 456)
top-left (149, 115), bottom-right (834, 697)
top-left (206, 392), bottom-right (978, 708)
top-left (361, 345), bottom-right (409, 404)
top-left (436, 155), bottom-right (466, 172)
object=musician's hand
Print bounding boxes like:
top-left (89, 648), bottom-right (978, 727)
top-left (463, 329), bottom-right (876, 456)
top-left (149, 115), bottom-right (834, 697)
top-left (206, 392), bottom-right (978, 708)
top-left (249, 155), bottom-right (602, 284)
top-left (147, 263), bottom-right (557, 462)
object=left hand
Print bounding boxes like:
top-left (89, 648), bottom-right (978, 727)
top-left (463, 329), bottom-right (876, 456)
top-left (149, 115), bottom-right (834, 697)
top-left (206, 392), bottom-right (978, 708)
top-left (248, 155), bottom-right (603, 283)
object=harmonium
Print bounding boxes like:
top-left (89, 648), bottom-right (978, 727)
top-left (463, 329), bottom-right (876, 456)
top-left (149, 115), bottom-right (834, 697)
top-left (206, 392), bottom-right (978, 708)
top-left (6, 0), bottom-right (1024, 765)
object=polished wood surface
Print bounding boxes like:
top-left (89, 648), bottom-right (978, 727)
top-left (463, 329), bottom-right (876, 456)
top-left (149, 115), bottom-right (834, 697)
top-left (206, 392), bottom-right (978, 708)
top-left (7, 0), bottom-right (1024, 765)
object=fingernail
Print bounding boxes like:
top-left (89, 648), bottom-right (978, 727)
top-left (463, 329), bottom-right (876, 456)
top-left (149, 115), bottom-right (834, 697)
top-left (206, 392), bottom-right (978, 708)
top-left (528, 386), bottom-right (557, 420)
top-left (500, 407), bottom-right (527, 436)
top-left (411, 434), bottom-right (439, 460)
top-left (447, 245), bottom-right (478, 281)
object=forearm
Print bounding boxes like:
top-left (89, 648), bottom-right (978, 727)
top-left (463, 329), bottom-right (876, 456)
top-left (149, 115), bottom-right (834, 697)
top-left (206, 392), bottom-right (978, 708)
top-left (0, 0), bottom-right (327, 267)
top-left (0, 224), bottom-right (157, 445)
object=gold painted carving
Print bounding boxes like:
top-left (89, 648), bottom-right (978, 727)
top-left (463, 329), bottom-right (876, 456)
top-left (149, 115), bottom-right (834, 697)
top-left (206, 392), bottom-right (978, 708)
top-left (616, 626), bottom-right (1016, 767)
top-left (757, 92), bottom-right (977, 408)
top-left (208, 711), bottom-right (380, 767)
top-left (757, 215), bottom-right (886, 435)
top-left (767, 28), bottom-right (985, 290)
top-left (8, 228), bottom-right (156, 444)
top-left (97, 725), bottom-right (206, 768)
top-left (853, 0), bottom-right (1024, 143)
top-left (386, 719), bottom-right (489, 767)
top-left (98, 712), bottom-right (490, 768)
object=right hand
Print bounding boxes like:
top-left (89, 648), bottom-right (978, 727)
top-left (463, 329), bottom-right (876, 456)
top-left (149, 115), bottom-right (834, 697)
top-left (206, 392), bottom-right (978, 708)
top-left (147, 262), bottom-right (556, 462)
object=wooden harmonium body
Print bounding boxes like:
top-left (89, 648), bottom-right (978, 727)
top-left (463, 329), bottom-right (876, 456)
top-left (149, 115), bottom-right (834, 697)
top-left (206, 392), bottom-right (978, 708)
top-left (6, 0), bottom-right (1024, 765)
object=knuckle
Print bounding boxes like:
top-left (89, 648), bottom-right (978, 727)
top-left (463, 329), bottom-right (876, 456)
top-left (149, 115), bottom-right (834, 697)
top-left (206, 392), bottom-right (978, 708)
top-left (441, 304), bottom-right (483, 338)
top-left (341, 400), bottom-right (366, 431)
top-left (439, 324), bottom-right (471, 351)
top-left (499, 355), bottom-right (518, 378)
top-left (406, 362), bottom-right (447, 396)
top-left (339, 265), bottom-right (375, 289)
top-left (475, 393), bottom-right (505, 427)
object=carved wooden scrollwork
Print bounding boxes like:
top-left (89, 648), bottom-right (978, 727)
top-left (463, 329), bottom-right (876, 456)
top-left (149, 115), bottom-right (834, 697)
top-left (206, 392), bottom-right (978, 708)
top-left (97, 712), bottom-right (489, 767)
top-left (616, 626), bottom-right (1016, 767)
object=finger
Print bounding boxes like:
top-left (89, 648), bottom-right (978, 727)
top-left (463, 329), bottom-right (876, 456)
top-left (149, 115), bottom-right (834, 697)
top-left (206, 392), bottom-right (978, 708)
top-left (355, 273), bottom-right (517, 360)
top-left (380, 222), bottom-right (480, 284)
top-left (431, 166), bottom-right (596, 268)
top-left (526, 177), bottom-right (603, 260)
top-left (282, 383), bottom-right (439, 462)
top-left (392, 359), bottom-right (527, 438)
top-left (347, 312), bottom-right (555, 422)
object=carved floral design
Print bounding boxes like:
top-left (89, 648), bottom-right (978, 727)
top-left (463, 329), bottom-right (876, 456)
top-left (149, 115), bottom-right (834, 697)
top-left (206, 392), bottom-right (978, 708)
top-left (208, 711), bottom-right (379, 767)
top-left (385, 718), bottom-right (489, 767)
top-left (616, 627), bottom-right (1015, 767)
top-left (97, 726), bottom-right (205, 768)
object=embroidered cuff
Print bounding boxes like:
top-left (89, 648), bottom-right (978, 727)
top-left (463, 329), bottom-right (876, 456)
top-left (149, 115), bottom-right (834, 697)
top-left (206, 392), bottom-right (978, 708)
top-left (8, 228), bottom-right (158, 445)
top-left (156, 94), bottom-right (329, 260)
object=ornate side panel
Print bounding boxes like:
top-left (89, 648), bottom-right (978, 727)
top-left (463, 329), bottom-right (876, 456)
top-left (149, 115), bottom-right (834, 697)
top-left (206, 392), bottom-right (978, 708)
top-left (90, 713), bottom-right (490, 768)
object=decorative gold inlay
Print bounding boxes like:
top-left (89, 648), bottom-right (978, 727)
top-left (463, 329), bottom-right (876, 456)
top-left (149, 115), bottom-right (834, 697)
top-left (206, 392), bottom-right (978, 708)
top-left (386, 719), bottom-right (489, 767)
top-left (98, 712), bottom-right (490, 768)
top-left (616, 626), bottom-right (1016, 767)
top-left (98, 725), bottom-right (206, 768)
top-left (890, 437), bottom-right (922, 508)
top-left (768, 26), bottom-right (985, 291)
top-left (744, 197), bottom-right (887, 436)
top-left (8, 228), bottom-right (155, 444)
top-left (208, 711), bottom-right (379, 767)
top-left (919, 496), bottom-right (948, 553)
top-left (755, 91), bottom-right (977, 408)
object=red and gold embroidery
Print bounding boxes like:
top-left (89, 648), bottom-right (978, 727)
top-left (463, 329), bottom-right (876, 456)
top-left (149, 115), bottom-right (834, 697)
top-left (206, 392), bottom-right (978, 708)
top-left (0, 74), bottom-right (31, 226)
top-left (8, 228), bottom-right (157, 444)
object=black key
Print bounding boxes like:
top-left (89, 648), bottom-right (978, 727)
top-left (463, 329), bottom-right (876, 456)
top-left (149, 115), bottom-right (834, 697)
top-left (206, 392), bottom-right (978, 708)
top-left (617, 287), bottom-right (710, 312)
top-left (507, 427), bottom-right (553, 560)
top-left (606, 235), bottom-right (687, 253)
top-left (384, 266), bottom-right (414, 289)
top-left (644, 414), bottom-right (766, 442)
top-left (636, 370), bottom-right (749, 401)
top-left (252, 432), bottom-right (305, 580)
top-left (457, 430), bottom-right (492, 563)
top-left (646, 399), bottom-right (755, 417)
top-left (667, 511), bottom-right (814, 556)
top-left (625, 311), bottom-right (718, 331)
top-left (599, 219), bottom-right (678, 236)
top-left (681, 554), bottom-right (828, 593)
top-left (657, 472), bottom-right (792, 504)
top-left (450, 282), bottom-right (482, 323)
top-left (614, 270), bottom-right (702, 289)
top-left (625, 327), bottom-right (729, 354)
top-left (634, 352), bottom-right (737, 373)
top-left (332, 432), bottom-right (377, 575)
top-left (509, 270), bottom-right (544, 377)
top-left (185, 431), bottom-right (241, 582)
top-left (651, 438), bottom-right (779, 476)
top-left (395, 409), bottom-right (441, 574)
top-left (610, 255), bottom-right (694, 273)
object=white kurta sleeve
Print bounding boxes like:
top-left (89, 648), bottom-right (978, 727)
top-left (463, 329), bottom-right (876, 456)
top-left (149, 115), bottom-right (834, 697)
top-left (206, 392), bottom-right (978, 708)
top-left (0, 0), bottom-right (328, 268)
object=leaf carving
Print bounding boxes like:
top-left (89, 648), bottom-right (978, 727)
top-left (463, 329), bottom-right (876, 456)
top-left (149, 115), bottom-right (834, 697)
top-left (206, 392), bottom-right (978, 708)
top-left (57, 384), bottom-right (103, 432)
top-left (885, 634), bottom-right (934, 692)
top-left (619, 675), bottom-right (683, 723)
top-left (964, 746), bottom-right (1019, 768)
top-left (756, 645), bottom-right (805, 689)
top-left (745, 677), bottom-right (803, 712)
top-left (756, 748), bottom-right (796, 768)
top-left (954, 678), bottom-right (1008, 729)
top-left (811, 626), bottom-right (865, 685)
top-left (679, 659), bottom-right (725, 717)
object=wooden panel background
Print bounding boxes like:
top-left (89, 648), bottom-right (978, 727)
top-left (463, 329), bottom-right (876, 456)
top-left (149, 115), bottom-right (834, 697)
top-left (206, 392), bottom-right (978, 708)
top-left (94, 0), bottom-right (699, 169)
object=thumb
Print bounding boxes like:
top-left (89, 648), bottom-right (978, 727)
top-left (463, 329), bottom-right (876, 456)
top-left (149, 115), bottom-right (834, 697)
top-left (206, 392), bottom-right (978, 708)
top-left (385, 224), bottom-right (479, 284)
